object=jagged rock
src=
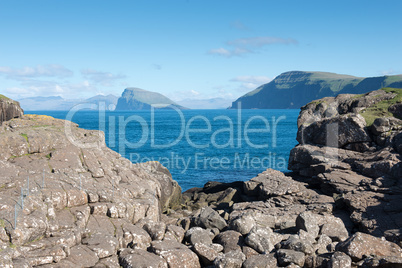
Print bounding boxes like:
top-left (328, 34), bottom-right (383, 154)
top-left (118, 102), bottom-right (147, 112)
top-left (215, 230), bottom-right (244, 253)
top-left (280, 236), bottom-right (314, 255)
top-left (120, 223), bottom-right (152, 250)
top-left (0, 95), bottom-right (23, 124)
top-left (93, 255), bottom-right (120, 268)
top-left (297, 114), bottom-right (371, 148)
top-left (143, 221), bottom-right (166, 241)
top-left (276, 249), bottom-right (305, 267)
top-left (389, 103), bottom-right (402, 119)
top-left (192, 242), bottom-right (219, 266)
top-left (63, 245), bottom-right (99, 267)
top-left (118, 248), bottom-right (168, 268)
top-left (244, 226), bottom-right (275, 254)
top-left (315, 234), bottom-right (333, 254)
top-left (296, 212), bottom-right (320, 239)
top-left (150, 239), bottom-right (201, 268)
top-left (140, 161), bottom-right (182, 212)
top-left (185, 227), bottom-right (213, 246)
top-left (327, 251), bottom-right (352, 268)
top-left (336, 232), bottom-right (402, 261)
top-left (242, 246), bottom-right (259, 259)
top-left (362, 255), bottom-right (402, 268)
top-left (320, 218), bottom-right (349, 242)
top-left (194, 207), bottom-right (227, 230)
top-left (248, 169), bottom-right (303, 199)
top-left (164, 224), bottom-right (185, 243)
top-left (228, 213), bottom-right (256, 235)
top-left (213, 249), bottom-right (245, 268)
top-left (82, 233), bottom-right (118, 259)
top-left (242, 254), bottom-right (277, 268)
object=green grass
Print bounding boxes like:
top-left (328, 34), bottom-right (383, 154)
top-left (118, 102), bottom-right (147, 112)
top-left (0, 94), bottom-right (10, 100)
top-left (20, 133), bottom-right (28, 142)
top-left (359, 87), bottom-right (402, 126)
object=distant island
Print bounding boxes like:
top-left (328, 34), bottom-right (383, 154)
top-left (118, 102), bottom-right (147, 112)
top-left (115, 88), bottom-right (188, 110)
top-left (230, 71), bottom-right (402, 109)
top-left (18, 94), bottom-right (118, 111)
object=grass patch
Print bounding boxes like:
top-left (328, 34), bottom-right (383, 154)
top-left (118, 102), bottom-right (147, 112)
top-left (359, 87), bottom-right (402, 126)
top-left (20, 133), bottom-right (28, 142)
top-left (0, 94), bottom-right (10, 100)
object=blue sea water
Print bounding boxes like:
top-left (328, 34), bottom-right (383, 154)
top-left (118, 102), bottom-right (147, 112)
top-left (27, 109), bottom-right (299, 190)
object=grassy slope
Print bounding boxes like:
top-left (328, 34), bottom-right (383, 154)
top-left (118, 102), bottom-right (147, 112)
top-left (359, 87), bottom-right (402, 126)
top-left (0, 94), bottom-right (10, 100)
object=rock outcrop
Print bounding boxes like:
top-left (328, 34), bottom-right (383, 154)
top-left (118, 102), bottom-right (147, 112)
top-left (0, 94), bottom-right (23, 124)
top-left (289, 88), bottom-right (402, 240)
top-left (0, 113), bottom-right (181, 267)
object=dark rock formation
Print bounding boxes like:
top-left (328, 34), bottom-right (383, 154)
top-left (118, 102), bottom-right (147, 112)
top-left (0, 94), bottom-right (23, 124)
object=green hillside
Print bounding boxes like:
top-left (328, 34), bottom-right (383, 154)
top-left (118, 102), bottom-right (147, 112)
top-left (231, 71), bottom-right (402, 109)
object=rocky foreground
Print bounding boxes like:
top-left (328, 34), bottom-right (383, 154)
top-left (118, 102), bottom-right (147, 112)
top-left (0, 88), bottom-right (401, 267)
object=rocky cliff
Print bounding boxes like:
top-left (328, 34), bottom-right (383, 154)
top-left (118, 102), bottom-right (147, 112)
top-left (0, 94), bottom-right (23, 124)
top-left (0, 113), bottom-right (181, 267)
top-left (289, 87), bottom-right (402, 239)
top-left (230, 71), bottom-right (402, 109)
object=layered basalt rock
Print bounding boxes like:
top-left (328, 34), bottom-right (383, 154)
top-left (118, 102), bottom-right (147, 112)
top-left (289, 88), bottom-right (402, 240)
top-left (0, 114), bottom-right (181, 267)
top-left (0, 95), bottom-right (23, 124)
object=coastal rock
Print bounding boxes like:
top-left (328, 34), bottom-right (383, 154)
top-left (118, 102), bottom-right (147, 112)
top-left (336, 232), bottom-right (402, 261)
top-left (276, 249), bottom-right (305, 267)
top-left (194, 206), bottom-right (227, 230)
top-left (118, 248), bottom-right (167, 268)
top-left (0, 95), bottom-right (23, 124)
top-left (328, 252), bottom-right (352, 268)
top-left (185, 227), bottom-right (213, 246)
top-left (215, 230), bottom-right (244, 253)
top-left (242, 254), bottom-right (277, 268)
top-left (244, 226), bottom-right (275, 254)
top-left (150, 239), bottom-right (201, 268)
top-left (213, 249), bottom-right (245, 268)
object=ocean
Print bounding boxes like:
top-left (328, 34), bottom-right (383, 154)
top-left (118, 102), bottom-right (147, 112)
top-left (27, 109), bottom-right (299, 190)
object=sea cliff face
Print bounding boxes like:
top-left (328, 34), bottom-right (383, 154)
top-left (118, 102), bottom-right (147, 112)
top-left (0, 95), bottom-right (23, 124)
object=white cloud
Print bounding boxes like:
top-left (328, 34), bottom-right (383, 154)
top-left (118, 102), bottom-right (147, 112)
top-left (81, 69), bottom-right (126, 86)
top-left (0, 64), bottom-right (73, 79)
top-left (4, 79), bottom-right (98, 100)
top-left (209, 36), bottom-right (298, 57)
top-left (208, 47), bottom-right (250, 58)
top-left (381, 69), bottom-right (396, 76)
top-left (231, 75), bottom-right (272, 91)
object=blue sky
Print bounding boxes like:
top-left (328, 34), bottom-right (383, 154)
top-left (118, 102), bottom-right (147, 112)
top-left (0, 0), bottom-right (401, 102)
